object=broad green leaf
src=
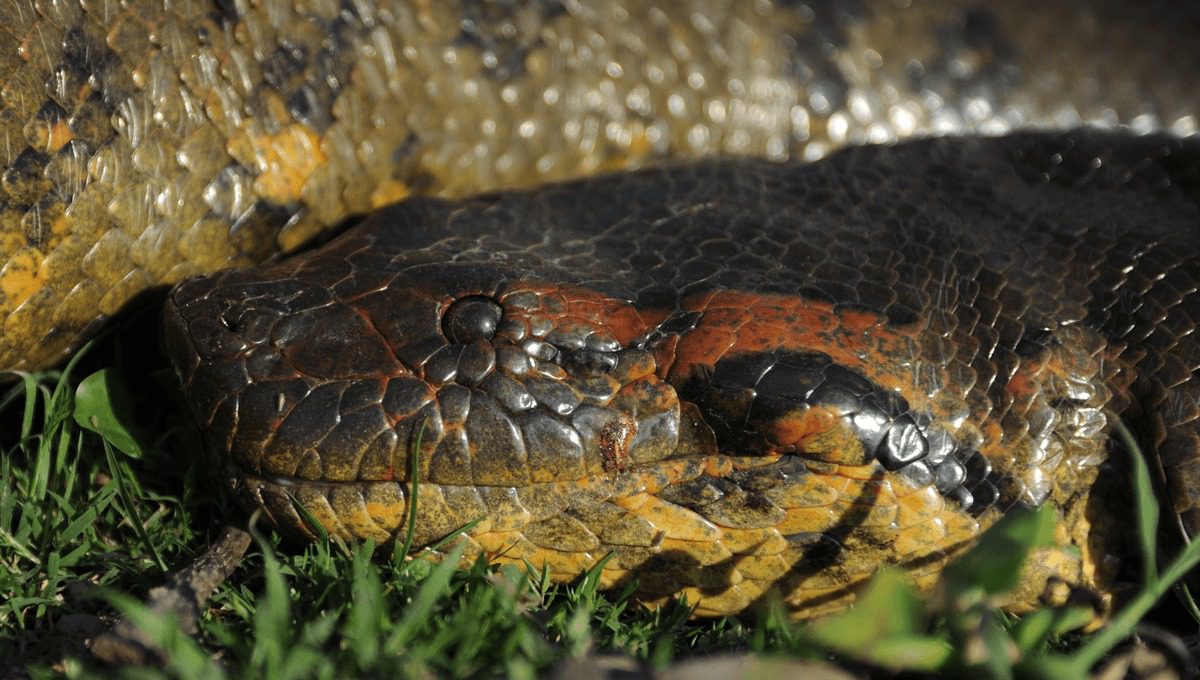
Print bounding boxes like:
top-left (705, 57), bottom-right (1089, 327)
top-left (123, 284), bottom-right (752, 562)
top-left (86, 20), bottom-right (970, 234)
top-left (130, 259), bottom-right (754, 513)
top-left (805, 567), bottom-right (932, 667)
top-left (860, 634), bottom-right (952, 670)
top-left (943, 505), bottom-right (1058, 597)
top-left (73, 369), bottom-right (148, 459)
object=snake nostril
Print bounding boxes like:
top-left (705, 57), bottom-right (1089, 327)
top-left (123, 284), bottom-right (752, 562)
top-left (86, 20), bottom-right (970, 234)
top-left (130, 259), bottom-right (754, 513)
top-left (443, 296), bottom-right (504, 344)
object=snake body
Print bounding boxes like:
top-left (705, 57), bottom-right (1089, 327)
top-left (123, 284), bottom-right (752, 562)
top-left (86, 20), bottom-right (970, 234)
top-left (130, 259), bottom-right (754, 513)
top-left (2, 1), bottom-right (1199, 618)
top-left (166, 130), bottom-right (1200, 617)
top-left (3, 0), bottom-right (1200, 370)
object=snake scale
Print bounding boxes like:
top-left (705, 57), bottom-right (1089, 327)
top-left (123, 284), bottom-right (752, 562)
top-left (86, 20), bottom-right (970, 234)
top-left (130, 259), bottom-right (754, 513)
top-left (3, 0), bottom-right (1200, 618)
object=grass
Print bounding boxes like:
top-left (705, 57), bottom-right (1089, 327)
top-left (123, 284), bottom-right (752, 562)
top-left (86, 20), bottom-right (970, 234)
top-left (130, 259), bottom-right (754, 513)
top-left (2, 335), bottom-right (1199, 679)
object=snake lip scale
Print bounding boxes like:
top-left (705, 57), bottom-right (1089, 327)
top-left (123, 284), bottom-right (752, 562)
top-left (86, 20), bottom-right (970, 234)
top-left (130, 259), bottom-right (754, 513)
top-left (166, 130), bottom-right (1200, 619)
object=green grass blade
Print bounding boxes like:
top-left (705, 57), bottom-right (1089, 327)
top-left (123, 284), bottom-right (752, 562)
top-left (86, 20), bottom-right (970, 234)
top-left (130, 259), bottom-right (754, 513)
top-left (102, 440), bottom-right (166, 571)
top-left (384, 541), bottom-right (469, 653)
top-left (1114, 421), bottom-right (1159, 584)
top-left (400, 417), bottom-right (427, 558)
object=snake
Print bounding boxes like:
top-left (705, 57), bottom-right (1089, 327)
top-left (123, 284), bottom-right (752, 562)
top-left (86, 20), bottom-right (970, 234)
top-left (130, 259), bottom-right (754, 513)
top-left (3, 0), bottom-right (1200, 619)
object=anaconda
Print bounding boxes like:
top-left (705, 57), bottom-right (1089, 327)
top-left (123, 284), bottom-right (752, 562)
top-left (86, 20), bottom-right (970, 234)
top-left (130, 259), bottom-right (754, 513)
top-left (166, 130), bottom-right (1200, 618)
top-left (1, 0), bottom-right (1198, 620)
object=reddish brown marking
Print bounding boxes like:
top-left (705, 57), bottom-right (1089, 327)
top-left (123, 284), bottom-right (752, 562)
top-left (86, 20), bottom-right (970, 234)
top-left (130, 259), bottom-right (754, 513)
top-left (599, 412), bottom-right (637, 472)
top-left (1005, 354), bottom-right (1053, 419)
top-left (498, 282), bottom-right (654, 345)
top-left (655, 290), bottom-right (924, 406)
top-left (767, 406), bottom-right (869, 465)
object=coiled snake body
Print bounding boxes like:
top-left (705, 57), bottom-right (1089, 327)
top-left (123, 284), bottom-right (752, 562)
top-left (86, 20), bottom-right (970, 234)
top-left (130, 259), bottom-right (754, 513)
top-left (4, 1), bottom-right (1200, 617)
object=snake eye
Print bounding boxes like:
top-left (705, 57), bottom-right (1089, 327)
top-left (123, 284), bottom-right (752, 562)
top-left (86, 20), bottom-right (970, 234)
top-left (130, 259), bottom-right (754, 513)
top-left (443, 296), bottom-right (504, 344)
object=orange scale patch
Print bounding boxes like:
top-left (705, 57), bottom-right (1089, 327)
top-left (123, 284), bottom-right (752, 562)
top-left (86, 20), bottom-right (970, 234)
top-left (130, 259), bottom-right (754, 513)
top-left (732, 553), bottom-right (792, 580)
top-left (894, 485), bottom-right (947, 526)
top-left (596, 566), bottom-right (629, 590)
top-left (574, 301), bottom-right (647, 336)
top-left (939, 509), bottom-right (982, 546)
top-left (893, 517), bottom-right (950, 558)
top-left (783, 568), bottom-right (855, 593)
top-left (287, 490), bottom-right (342, 539)
top-left (687, 587), bottom-right (751, 615)
top-left (834, 463), bottom-right (889, 481)
top-left (615, 377), bottom-right (675, 411)
top-left (783, 584), bottom-right (858, 618)
top-left (1, 249), bottom-right (47, 310)
top-left (702, 455), bottom-right (737, 477)
top-left (630, 495), bottom-right (721, 542)
top-left (241, 124), bottom-right (328, 204)
top-left (1005, 356), bottom-right (1050, 405)
top-left (718, 527), bottom-right (789, 554)
top-left (835, 475), bottom-right (898, 508)
top-left (831, 499), bottom-right (898, 528)
top-left (775, 506), bottom-right (841, 534)
top-left (508, 283), bottom-right (652, 344)
top-left (612, 492), bottom-right (651, 511)
top-left (664, 325), bottom-right (739, 374)
top-left (476, 504), bottom-right (532, 534)
top-left (363, 499), bottom-right (407, 534)
top-left (513, 546), bottom-right (597, 575)
top-left (727, 454), bottom-right (786, 471)
top-left (726, 580), bottom-right (774, 606)
top-left (636, 457), bottom-right (711, 494)
top-left (774, 409), bottom-right (868, 465)
top-left (473, 530), bottom-right (537, 559)
top-left (765, 473), bottom-right (844, 509)
top-left (658, 537), bottom-right (734, 566)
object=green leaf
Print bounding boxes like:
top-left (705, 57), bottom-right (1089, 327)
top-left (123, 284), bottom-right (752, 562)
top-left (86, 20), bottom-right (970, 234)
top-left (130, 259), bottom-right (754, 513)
top-left (804, 567), bottom-right (947, 669)
top-left (980, 616), bottom-right (1016, 680)
top-left (1012, 608), bottom-right (1055, 654)
top-left (943, 505), bottom-right (1058, 597)
top-left (73, 369), bottom-right (148, 459)
top-left (864, 635), bottom-right (952, 670)
top-left (1016, 653), bottom-right (1091, 680)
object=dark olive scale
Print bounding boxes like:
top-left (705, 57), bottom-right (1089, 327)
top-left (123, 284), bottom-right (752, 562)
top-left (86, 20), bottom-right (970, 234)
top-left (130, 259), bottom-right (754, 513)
top-left (525, 376), bottom-right (584, 416)
top-left (560, 348), bottom-right (620, 375)
top-left (423, 345), bottom-right (464, 385)
top-left (455, 342), bottom-right (496, 387)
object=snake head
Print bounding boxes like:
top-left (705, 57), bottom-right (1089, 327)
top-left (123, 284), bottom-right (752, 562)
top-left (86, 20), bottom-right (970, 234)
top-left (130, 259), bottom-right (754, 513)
top-left (162, 212), bottom-right (714, 545)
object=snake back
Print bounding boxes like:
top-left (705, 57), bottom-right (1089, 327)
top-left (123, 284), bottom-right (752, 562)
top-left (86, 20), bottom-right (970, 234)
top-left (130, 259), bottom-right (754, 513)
top-left (3, 0), bottom-right (1200, 372)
